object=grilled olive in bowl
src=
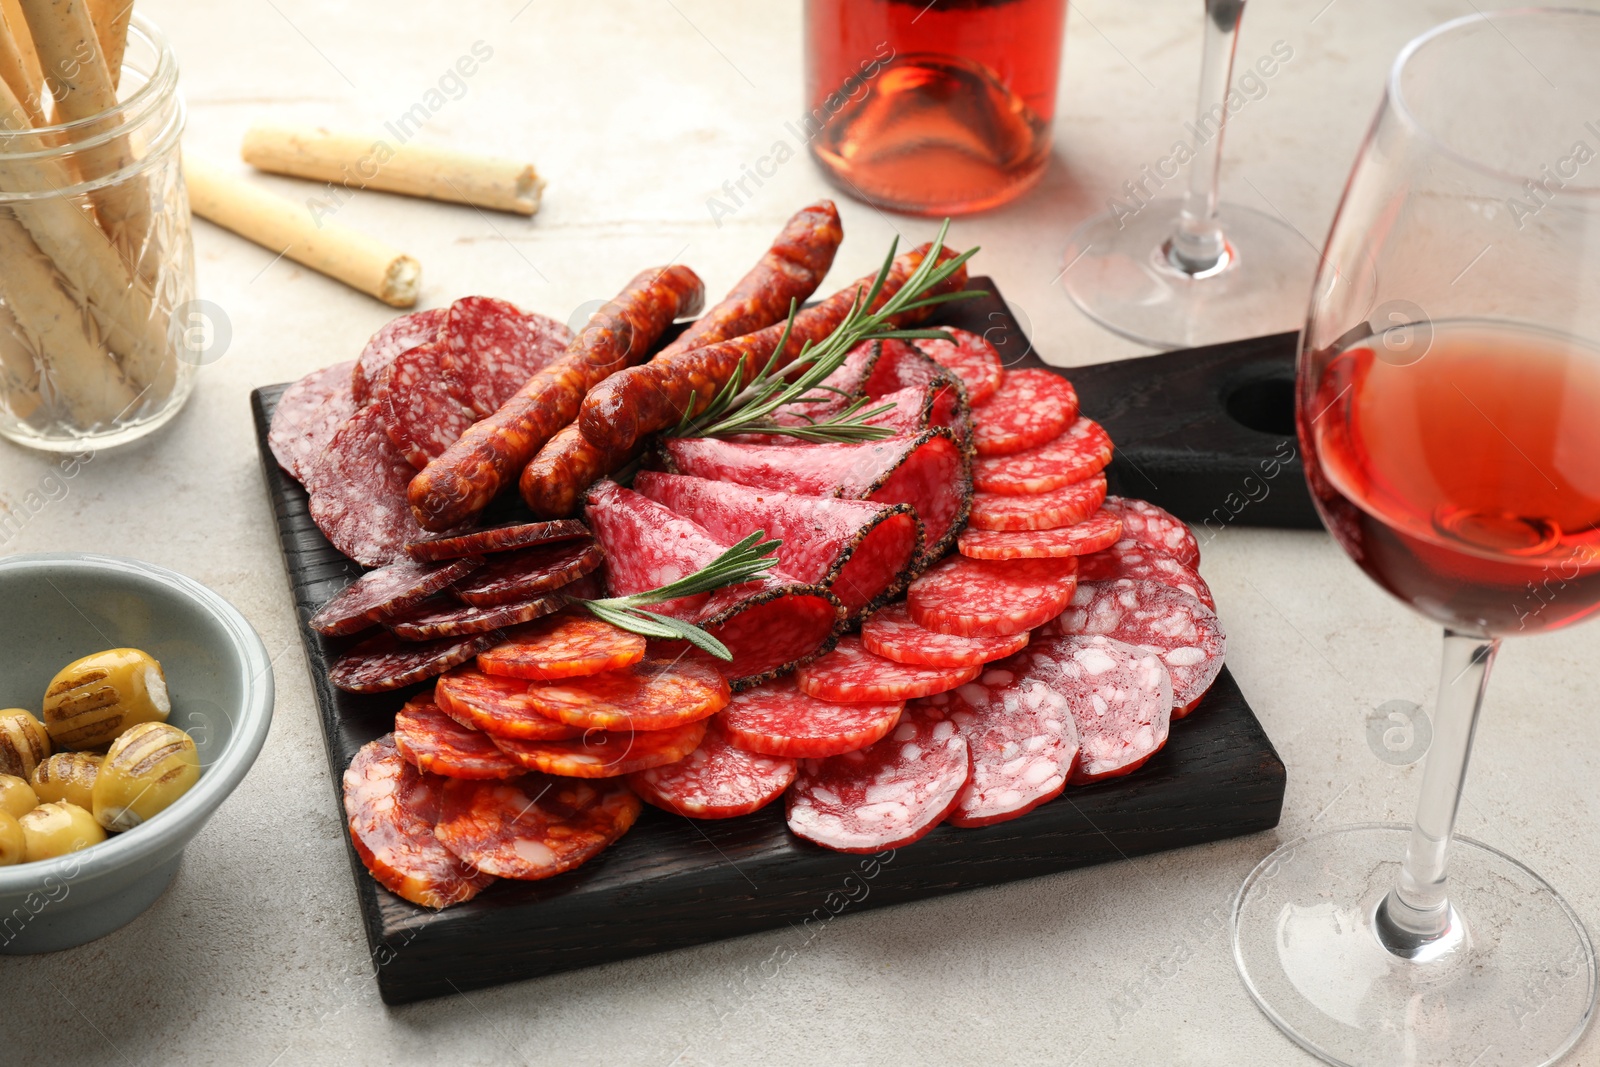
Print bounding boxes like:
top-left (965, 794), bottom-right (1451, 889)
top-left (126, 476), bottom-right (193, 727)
top-left (0, 774), bottom-right (37, 818)
top-left (32, 752), bottom-right (102, 810)
top-left (93, 723), bottom-right (199, 833)
top-left (43, 648), bottom-right (170, 750)
top-left (0, 710), bottom-right (49, 779)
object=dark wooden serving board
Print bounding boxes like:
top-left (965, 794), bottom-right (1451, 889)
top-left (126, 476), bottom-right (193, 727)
top-left (251, 278), bottom-right (1287, 1006)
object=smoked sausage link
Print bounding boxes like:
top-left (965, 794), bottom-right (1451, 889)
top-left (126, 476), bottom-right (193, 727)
top-left (577, 243), bottom-right (967, 457)
top-left (407, 264), bottom-right (704, 531)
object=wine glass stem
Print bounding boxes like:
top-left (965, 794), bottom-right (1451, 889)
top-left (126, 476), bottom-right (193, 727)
top-left (1378, 629), bottom-right (1501, 953)
top-left (1168, 0), bottom-right (1246, 275)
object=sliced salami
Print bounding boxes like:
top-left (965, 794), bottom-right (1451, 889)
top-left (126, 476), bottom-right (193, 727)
top-left (863, 382), bottom-right (942, 435)
top-left (863, 339), bottom-right (945, 395)
top-left (662, 429), bottom-right (971, 565)
top-left (477, 613), bottom-right (647, 681)
top-left (1031, 634), bottom-right (1172, 783)
top-left (586, 482), bottom-right (844, 687)
top-left (721, 675), bottom-right (903, 758)
top-left (440, 297), bottom-right (571, 417)
top-left (377, 341), bottom-right (481, 469)
top-left (310, 557), bottom-right (482, 637)
top-left (524, 655), bottom-right (731, 731)
top-left (785, 702), bottom-right (969, 853)
top-left (434, 773), bottom-right (641, 880)
top-left (405, 519), bottom-right (590, 563)
top-left (796, 636), bottom-right (980, 703)
top-left (972, 417), bottom-right (1113, 495)
top-left (1102, 496), bottom-right (1200, 569)
top-left (307, 405), bottom-right (445, 567)
top-left (970, 369), bottom-right (1079, 457)
top-left (859, 602), bottom-right (1029, 668)
top-left (907, 555), bottom-right (1079, 638)
top-left (968, 474), bottom-right (1108, 532)
top-left (627, 719), bottom-right (796, 819)
top-left (1078, 540), bottom-right (1215, 612)
top-left (343, 734), bottom-right (494, 909)
top-left (491, 718), bottom-right (708, 778)
top-left (435, 665), bottom-right (581, 740)
top-left (769, 340), bottom-right (881, 427)
top-left (268, 360), bottom-right (357, 483)
top-left (329, 630), bottom-right (498, 693)
top-left (452, 539), bottom-right (604, 608)
top-left (394, 697), bottom-right (525, 779)
top-left (958, 509), bottom-right (1124, 561)
top-left (386, 592), bottom-right (565, 641)
top-left (920, 659), bottom-right (1079, 827)
top-left (352, 308), bottom-right (445, 406)
top-left (912, 327), bottom-right (1004, 406)
top-left (633, 471), bottom-right (922, 618)
top-left (1042, 578), bottom-right (1226, 716)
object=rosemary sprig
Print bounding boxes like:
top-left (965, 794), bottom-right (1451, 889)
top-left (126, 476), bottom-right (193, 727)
top-left (671, 220), bottom-right (984, 443)
top-left (569, 531), bottom-right (781, 660)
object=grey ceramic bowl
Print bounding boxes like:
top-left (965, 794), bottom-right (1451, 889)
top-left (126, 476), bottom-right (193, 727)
top-left (0, 554), bottom-right (273, 953)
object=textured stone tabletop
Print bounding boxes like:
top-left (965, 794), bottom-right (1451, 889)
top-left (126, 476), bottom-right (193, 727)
top-left (4, 0), bottom-right (1597, 1064)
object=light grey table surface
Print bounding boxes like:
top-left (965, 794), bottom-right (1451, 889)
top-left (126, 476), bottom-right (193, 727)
top-left (3, 1), bottom-right (1596, 1064)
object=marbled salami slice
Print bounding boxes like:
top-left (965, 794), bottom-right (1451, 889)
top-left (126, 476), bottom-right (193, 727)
top-left (329, 630), bottom-right (498, 693)
top-left (920, 657), bottom-right (1079, 827)
top-left (1029, 634), bottom-right (1172, 783)
top-left (627, 719), bottom-right (796, 819)
top-left (352, 308), bottom-right (444, 406)
top-left (452, 539), bottom-right (604, 608)
top-left (394, 697), bottom-right (525, 779)
top-left (912, 327), bottom-right (1004, 406)
top-left (972, 417), bottom-right (1113, 494)
top-left (662, 429), bottom-right (971, 565)
top-left (435, 665), bottom-right (581, 740)
top-left (269, 360), bottom-right (357, 484)
top-left (311, 557), bottom-right (482, 636)
top-left (1102, 496), bottom-right (1200, 569)
top-left (307, 405), bottom-right (442, 567)
top-left (491, 719), bottom-right (708, 778)
top-left (440, 297), bottom-right (571, 417)
top-left (343, 734), bottom-right (494, 909)
top-left (524, 655), bottom-right (731, 731)
top-left (386, 592), bottom-right (565, 641)
top-left (405, 519), bottom-right (589, 563)
top-left (1042, 578), bottom-right (1226, 716)
top-left (377, 341), bottom-right (480, 469)
top-left (968, 474), bottom-right (1108, 532)
top-left (971, 369), bottom-right (1079, 457)
top-left (633, 471), bottom-right (922, 618)
top-left (797, 636), bottom-right (980, 703)
top-left (859, 602), bottom-right (1029, 668)
top-left (907, 555), bottom-right (1079, 638)
top-left (785, 702), bottom-right (969, 853)
top-left (434, 773), bottom-right (641, 880)
top-left (1078, 540), bottom-right (1215, 611)
top-left (720, 676), bottom-right (903, 758)
top-left (477, 613), bottom-right (648, 681)
top-left (958, 509), bottom-right (1124, 560)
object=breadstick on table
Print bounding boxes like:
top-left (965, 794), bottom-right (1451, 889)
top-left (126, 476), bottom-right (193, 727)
top-left (183, 154), bottom-right (422, 308)
top-left (84, 0), bottom-right (131, 90)
top-left (241, 123), bottom-right (544, 216)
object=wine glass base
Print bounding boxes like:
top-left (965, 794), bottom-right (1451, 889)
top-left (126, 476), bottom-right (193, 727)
top-left (1233, 824), bottom-right (1596, 1067)
top-left (1060, 198), bottom-right (1318, 350)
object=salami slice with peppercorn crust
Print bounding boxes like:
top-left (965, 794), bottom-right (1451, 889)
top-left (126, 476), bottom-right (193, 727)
top-left (859, 603), bottom-right (1029, 668)
top-left (585, 481), bottom-right (844, 688)
top-left (394, 697), bottom-right (526, 780)
top-left (434, 666), bottom-right (582, 740)
top-left (627, 719), bottom-right (797, 819)
top-left (719, 676), bottom-right (904, 758)
top-left (633, 471), bottom-right (922, 619)
top-left (971, 417), bottom-right (1113, 494)
top-left (661, 428), bottom-right (971, 566)
top-left (491, 718), bottom-right (708, 778)
top-left (970, 369), bottom-right (1080, 457)
top-left (434, 774), bottom-right (642, 880)
top-left (768, 340), bottom-right (882, 427)
top-left (957, 509), bottom-right (1123, 560)
top-left (1101, 496), bottom-right (1201, 569)
top-left (269, 360), bottom-right (357, 483)
top-left (343, 735), bottom-right (495, 909)
top-left (796, 636), bottom-right (980, 703)
top-left (907, 555), bottom-right (1079, 638)
top-left (477, 613), bottom-right (647, 681)
top-left (785, 701), bottom-right (970, 853)
top-left (1027, 635), bottom-right (1173, 784)
top-left (310, 557), bottom-right (482, 637)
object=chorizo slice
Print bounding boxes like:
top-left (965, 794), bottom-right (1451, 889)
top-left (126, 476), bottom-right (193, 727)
top-left (433, 773), bottom-right (641, 880)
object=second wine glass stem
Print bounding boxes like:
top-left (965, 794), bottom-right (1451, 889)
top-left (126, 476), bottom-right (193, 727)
top-left (1168, 0), bottom-right (1246, 275)
top-left (1377, 628), bottom-right (1501, 956)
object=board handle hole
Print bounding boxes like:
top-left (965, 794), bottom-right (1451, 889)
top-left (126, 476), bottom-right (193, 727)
top-left (1223, 377), bottom-right (1297, 436)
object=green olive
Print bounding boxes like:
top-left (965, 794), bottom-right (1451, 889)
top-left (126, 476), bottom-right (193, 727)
top-left (20, 802), bottom-right (105, 861)
top-left (0, 810), bottom-right (23, 865)
top-left (0, 773), bottom-right (38, 819)
top-left (0, 709), bottom-right (50, 778)
top-left (42, 648), bottom-right (170, 750)
top-left (31, 752), bottom-right (102, 810)
top-left (92, 722), bottom-right (200, 833)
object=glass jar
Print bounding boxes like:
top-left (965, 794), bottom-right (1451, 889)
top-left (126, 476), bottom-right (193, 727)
top-left (0, 14), bottom-right (195, 452)
top-left (803, 0), bottom-right (1068, 216)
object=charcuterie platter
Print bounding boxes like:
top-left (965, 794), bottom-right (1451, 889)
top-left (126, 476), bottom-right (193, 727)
top-left (250, 208), bottom-right (1285, 1005)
